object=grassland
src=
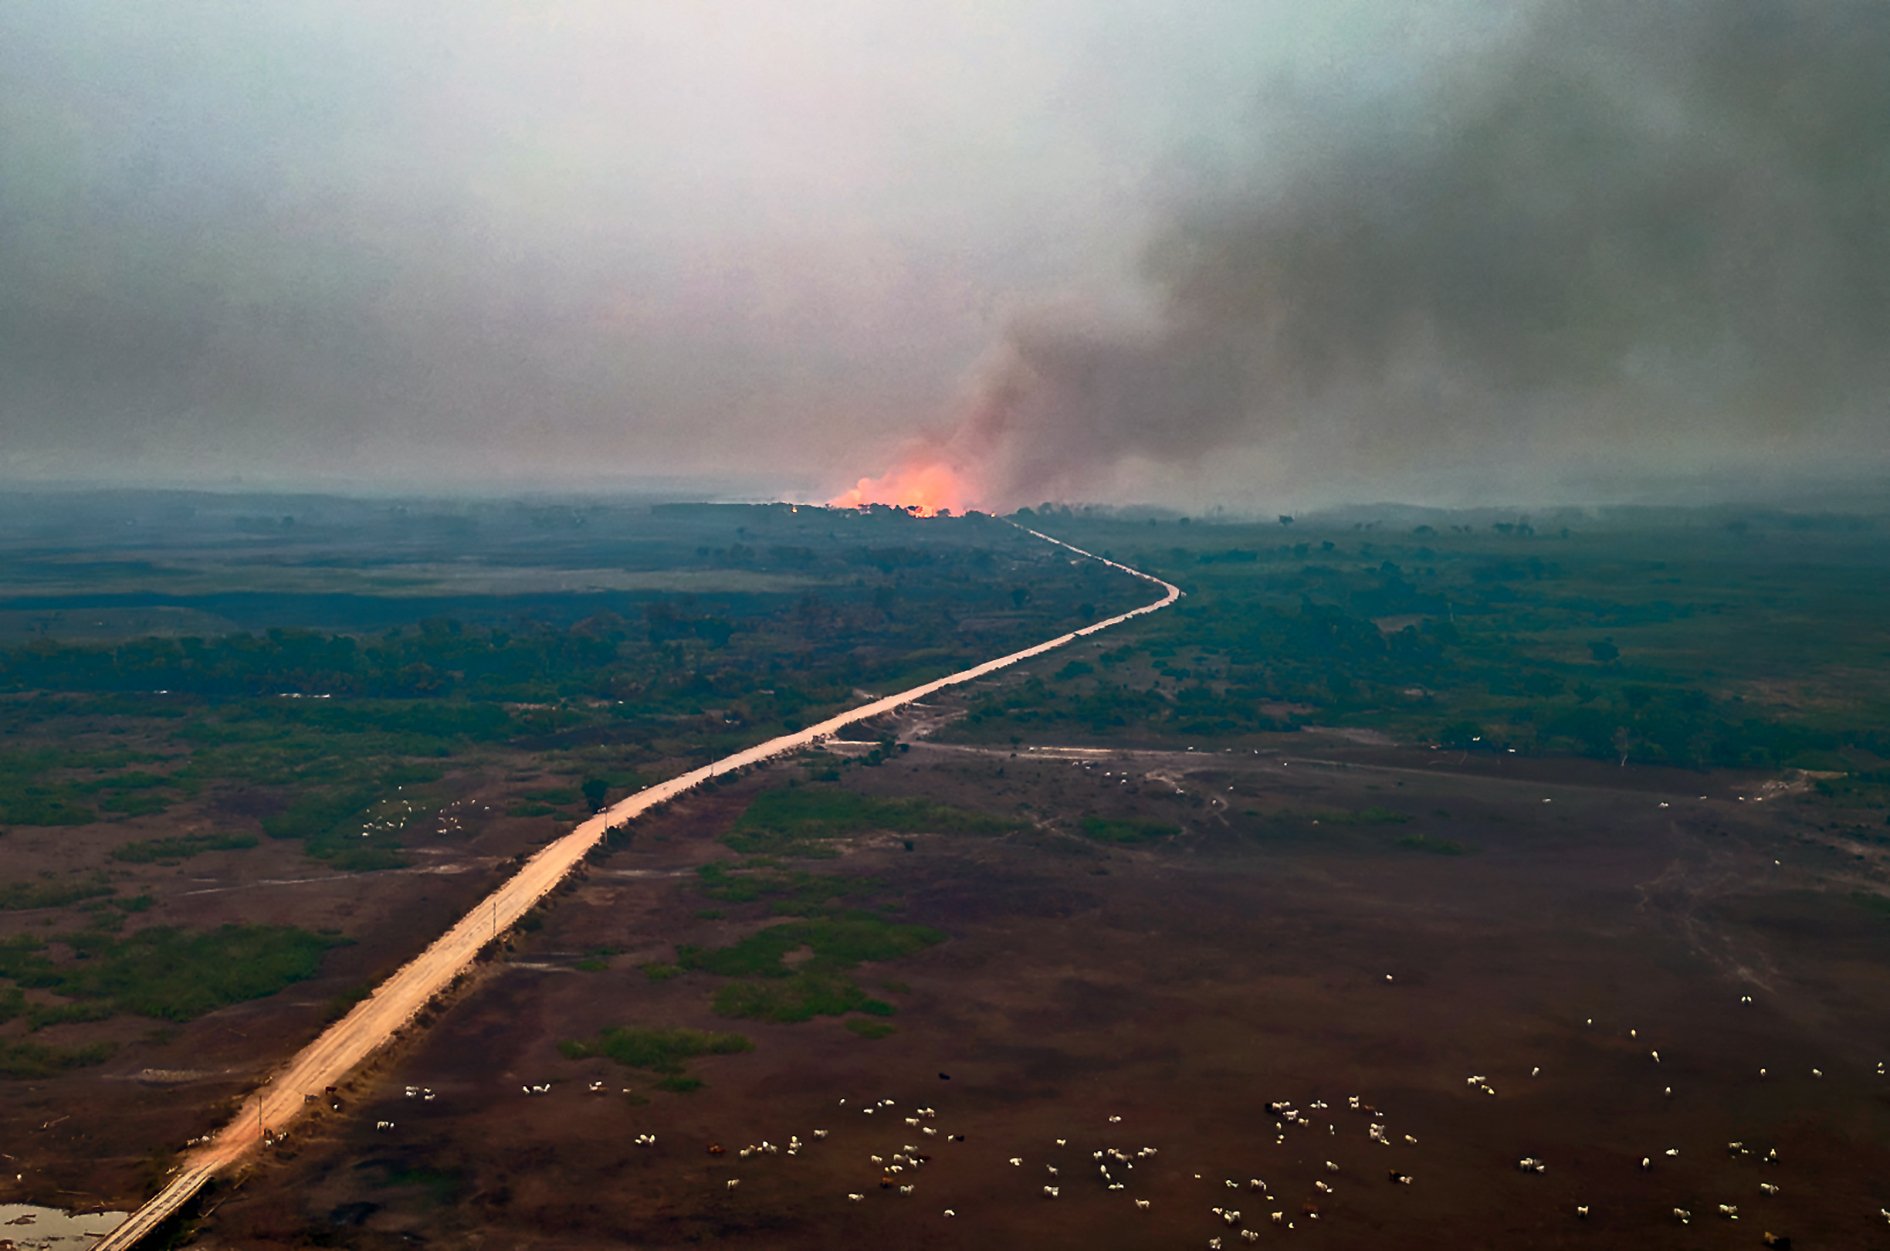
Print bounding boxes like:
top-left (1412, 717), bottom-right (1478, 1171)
top-left (0, 924), bottom-right (347, 1022)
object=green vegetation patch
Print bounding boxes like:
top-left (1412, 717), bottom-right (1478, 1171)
top-left (1077, 815), bottom-right (1182, 845)
top-left (369, 1162), bottom-right (465, 1206)
top-left (712, 971), bottom-right (896, 1024)
top-left (0, 748), bottom-right (188, 827)
top-left (111, 832), bottom-right (259, 864)
top-left (262, 779), bottom-right (428, 870)
top-left (0, 873), bottom-right (115, 911)
top-left (23, 999), bottom-right (117, 1031)
top-left (559, 1025), bottom-right (754, 1078)
top-left (0, 924), bottom-right (347, 1021)
top-left (0, 789), bottom-right (94, 827)
top-left (0, 1037), bottom-right (116, 1079)
top-left (844, 1018), bottom-right (896, 1039)
top-left (678, 913), bottom-right (941, 1025)
top-left (679, 914), bottom-right (943, 978)
top-left (726, 786), bottom-right (1016, 855)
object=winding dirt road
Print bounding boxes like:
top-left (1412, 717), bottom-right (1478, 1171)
top-left (91, 527), bottom-right (1178, 1250)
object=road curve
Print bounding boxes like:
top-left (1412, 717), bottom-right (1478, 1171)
top-left (92, 527), bottom-right (1179, 1250)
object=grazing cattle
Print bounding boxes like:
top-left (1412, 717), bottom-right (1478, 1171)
top-left (725, 1180), bottom-right (740, 1191)
top-left (1135, 1199), bottom-right (1151, 1210)
top-left (1575, 1205), bottom-right (1589, 1219)
top-left (1761, 1235), bottom-right (1792, 1249)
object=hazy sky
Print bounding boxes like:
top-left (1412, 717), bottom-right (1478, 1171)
top-left (2, 2), bottom-right (1884, 508)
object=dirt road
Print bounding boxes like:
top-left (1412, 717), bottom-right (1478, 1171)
top-left (89, 531), bottom-right (1178, 1250)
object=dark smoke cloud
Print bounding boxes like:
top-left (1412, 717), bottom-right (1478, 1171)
top-left (951, 0), bottom-right (1890, 508)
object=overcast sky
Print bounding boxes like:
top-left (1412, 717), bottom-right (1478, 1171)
top-left (2, 1), bottom-right (1883, 509)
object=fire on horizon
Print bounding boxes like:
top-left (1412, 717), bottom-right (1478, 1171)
top-left (829, 459), bottom-right (970, 517)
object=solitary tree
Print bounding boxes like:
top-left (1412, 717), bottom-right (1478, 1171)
top-left (581, 778), bottom-right (609, 813)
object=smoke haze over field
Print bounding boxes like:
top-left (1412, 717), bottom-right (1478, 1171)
top-left (2, 2), bottom-right (1885, 508)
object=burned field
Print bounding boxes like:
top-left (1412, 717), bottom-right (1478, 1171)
top-left (0, 494), bottom-right (1139, 1209)
top-left (6, 500), bottom-right (1890, 1247)
top-left (196, 710), bottom-right (1890, 1249)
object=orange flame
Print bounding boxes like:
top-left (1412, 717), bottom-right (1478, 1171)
top-left (829, 460), bottom-right (967, 517)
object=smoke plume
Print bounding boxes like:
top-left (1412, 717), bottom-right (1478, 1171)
top-left (929, 0), bottom-right (1890, 509)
